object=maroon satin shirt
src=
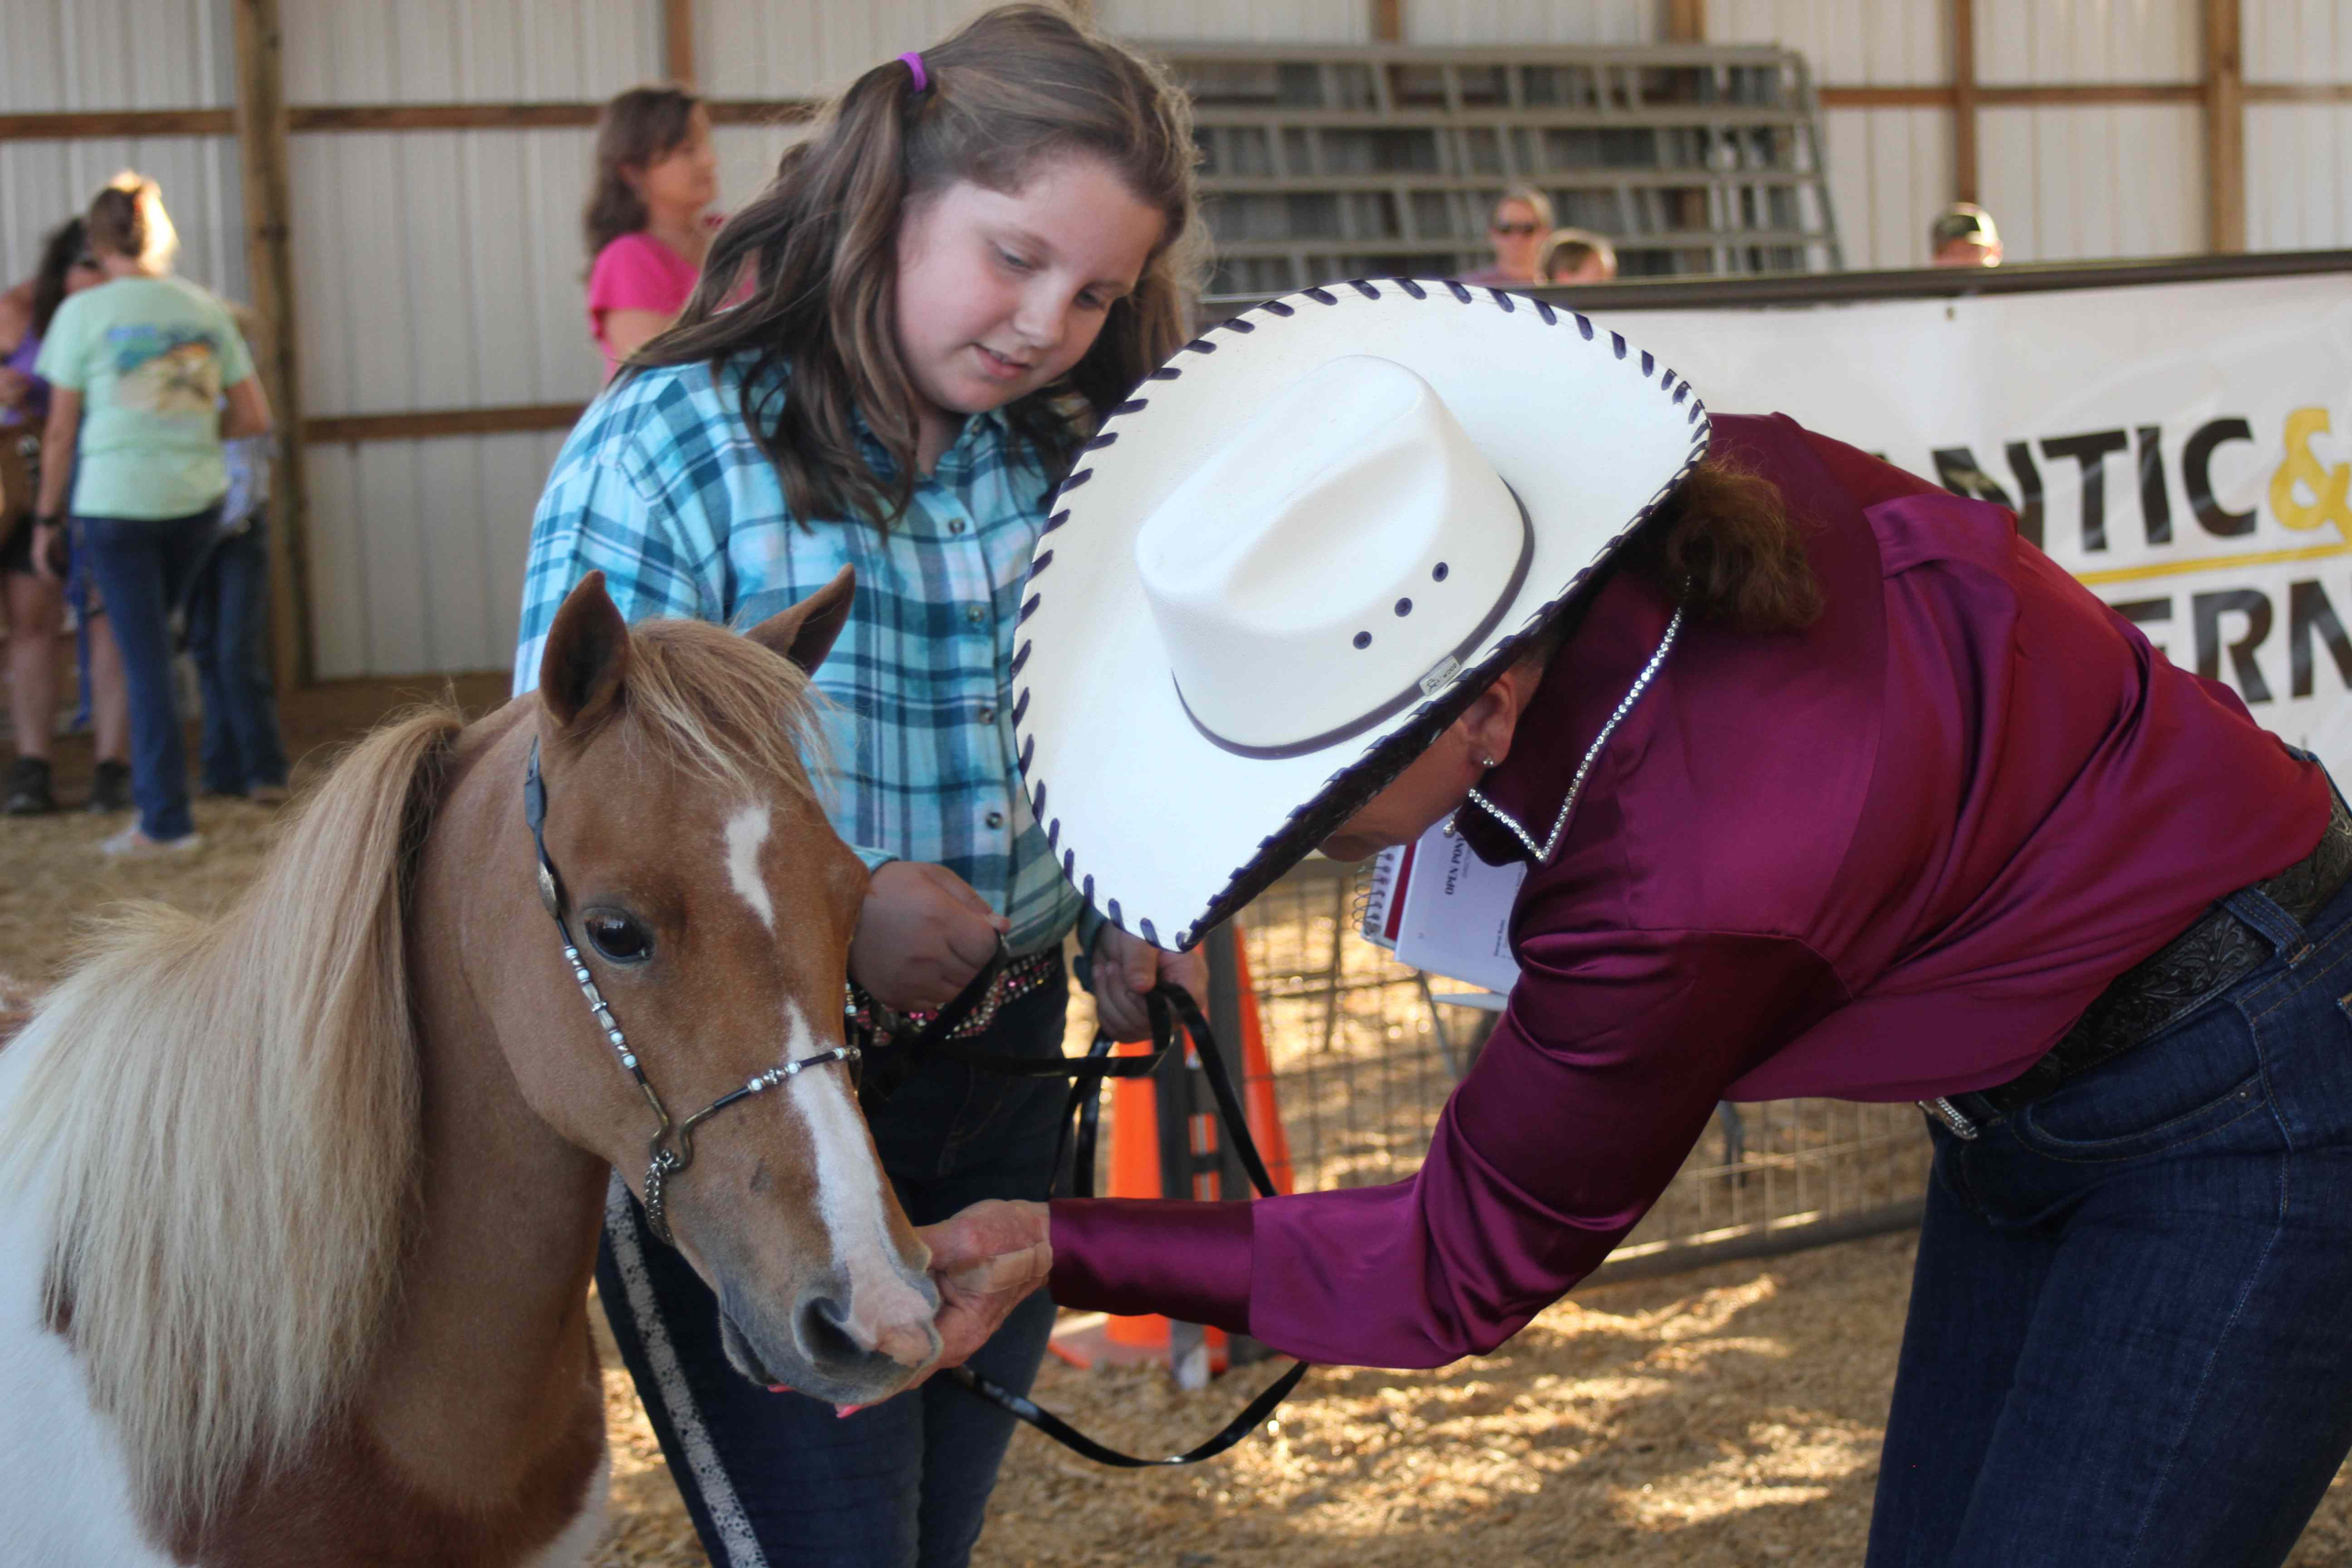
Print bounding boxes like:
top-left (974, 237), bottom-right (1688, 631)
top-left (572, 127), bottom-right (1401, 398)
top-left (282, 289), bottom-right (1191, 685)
top-left (1048, 413), bottom-right (2329, 1369)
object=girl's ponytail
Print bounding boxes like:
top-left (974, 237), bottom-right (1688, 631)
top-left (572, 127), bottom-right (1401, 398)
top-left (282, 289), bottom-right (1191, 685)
top-left (87, 172), bottom-right (175, 272)
top-left (643, 4), bottom-right (1202, 531)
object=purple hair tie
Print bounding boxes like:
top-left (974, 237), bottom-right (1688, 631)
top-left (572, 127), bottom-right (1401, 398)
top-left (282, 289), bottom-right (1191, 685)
top-left (899, 51), bottom-right (929, 94)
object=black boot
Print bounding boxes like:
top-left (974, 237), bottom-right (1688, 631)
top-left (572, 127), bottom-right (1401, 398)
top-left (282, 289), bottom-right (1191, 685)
top-left (5, 756), bottom-right (56, 816)
top-left (85, 758), bottom-right (132, 814)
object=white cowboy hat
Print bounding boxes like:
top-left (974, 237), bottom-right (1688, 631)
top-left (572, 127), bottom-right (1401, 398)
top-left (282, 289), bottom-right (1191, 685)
top-left (1012, 278), bottom-right (1710, 951)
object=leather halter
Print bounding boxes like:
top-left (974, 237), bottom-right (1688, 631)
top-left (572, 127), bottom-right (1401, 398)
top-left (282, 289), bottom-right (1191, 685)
top-left (523, 738), bottom-right (858, 1247)
top-left (526, 734), bottom-right (1299, 1465)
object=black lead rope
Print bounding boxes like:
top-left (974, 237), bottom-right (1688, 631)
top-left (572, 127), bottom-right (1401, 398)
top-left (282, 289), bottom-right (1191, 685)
top-left (860, 956), bottom-right (1310, 1466)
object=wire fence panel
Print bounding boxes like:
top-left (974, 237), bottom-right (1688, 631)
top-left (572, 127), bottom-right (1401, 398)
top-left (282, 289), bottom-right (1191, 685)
top-left (1231, 859), bottom-right (1931, 1280)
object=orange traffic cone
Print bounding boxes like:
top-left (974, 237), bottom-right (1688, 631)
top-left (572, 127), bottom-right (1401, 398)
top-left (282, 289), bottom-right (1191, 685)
top-left (1101, 1033), bottom-right (1170, 1353)
top-left (1229, 931), bottom-right (1294, 1195)
top-left (1054, 924), bottom-right (1296, 1371)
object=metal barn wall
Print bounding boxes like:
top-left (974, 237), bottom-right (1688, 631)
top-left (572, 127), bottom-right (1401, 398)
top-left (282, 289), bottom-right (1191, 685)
top-left (2245, 5), bottom-right (2352, 251)
top-left (12, 3), bottom-right (2346, 680)
top-left (0, 0), bottom-right (245, 300)
top-left (284, 0), bottom-right (663, 677)
top-left (1400, 0), bottom-right (1657, 45)
top-left (1708, 0), bottom-right (1949, 268)
top-left (1710, 0), bottom-right (2209, 265)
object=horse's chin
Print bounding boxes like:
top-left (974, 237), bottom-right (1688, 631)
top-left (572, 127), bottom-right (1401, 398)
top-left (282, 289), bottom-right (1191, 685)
top-left (718, 1310), bottom-right (926, 1406)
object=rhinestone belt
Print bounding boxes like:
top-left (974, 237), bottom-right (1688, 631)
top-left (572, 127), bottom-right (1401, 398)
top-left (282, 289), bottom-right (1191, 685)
top-left (846, 946), bottom-right (1062, 1046)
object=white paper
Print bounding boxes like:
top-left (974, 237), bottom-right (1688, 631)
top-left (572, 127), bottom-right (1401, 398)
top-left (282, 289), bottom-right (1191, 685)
top-left (1391, 820), bottom-right (1524, 995)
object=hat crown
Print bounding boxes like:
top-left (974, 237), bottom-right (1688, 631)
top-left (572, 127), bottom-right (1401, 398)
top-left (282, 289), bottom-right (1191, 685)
top-left (1134, 355), bottom-right (1528, 754)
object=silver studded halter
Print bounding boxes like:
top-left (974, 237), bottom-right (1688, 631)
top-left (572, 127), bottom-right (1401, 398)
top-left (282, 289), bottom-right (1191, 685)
top-left (523, 738), bottom-right (858, 1247)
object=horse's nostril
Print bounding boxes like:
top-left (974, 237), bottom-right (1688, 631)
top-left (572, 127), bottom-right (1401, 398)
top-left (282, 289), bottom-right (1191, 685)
top-left (797, 1294), bottom-right (864, 1365)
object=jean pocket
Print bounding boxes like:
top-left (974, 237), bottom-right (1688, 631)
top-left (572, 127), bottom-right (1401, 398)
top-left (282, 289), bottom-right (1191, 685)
top-left (2013, 1004), bottom-right (2273, 1163)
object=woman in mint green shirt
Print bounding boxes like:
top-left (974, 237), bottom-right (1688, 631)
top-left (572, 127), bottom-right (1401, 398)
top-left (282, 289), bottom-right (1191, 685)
top-left (32, 174), bottom-right (271, 854)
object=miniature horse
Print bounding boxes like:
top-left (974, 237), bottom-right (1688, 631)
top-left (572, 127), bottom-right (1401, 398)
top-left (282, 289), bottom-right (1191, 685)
top-left (0, 570), bottom-right (937, 1565)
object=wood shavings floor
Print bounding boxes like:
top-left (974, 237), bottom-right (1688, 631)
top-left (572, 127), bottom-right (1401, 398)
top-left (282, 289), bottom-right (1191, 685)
top-left (4, 680), bottom-right (2346, 1565)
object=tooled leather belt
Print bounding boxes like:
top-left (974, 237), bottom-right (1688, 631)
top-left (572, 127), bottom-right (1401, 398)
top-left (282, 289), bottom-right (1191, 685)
top-left (844, 946), bottom-right (1062, 1046)
top-left (1928, 795), bottom-right (2352, 1134)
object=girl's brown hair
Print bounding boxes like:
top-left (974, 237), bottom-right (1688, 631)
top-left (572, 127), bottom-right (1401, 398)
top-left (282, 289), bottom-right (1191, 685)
top-left (583, 85), bottom-right (704, 265)
top-left (638, 4), bottom-right (1203, 530)
top-left (29, 218), bottom-right (90, 336)
top-left (86, 172), bottom-right (176, 272)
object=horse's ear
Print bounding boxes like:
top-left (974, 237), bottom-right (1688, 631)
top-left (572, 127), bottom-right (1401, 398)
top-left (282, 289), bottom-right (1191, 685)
top-left (745, 566), bottom-right (856, 675)
top-left (538, 571), bottom-right (631, 730)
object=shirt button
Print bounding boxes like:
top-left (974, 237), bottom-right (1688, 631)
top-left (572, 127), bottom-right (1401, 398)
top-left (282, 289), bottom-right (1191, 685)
top-left (948, 518), bottom-right (967, 535)
top-left (966, 604), bottom-right (987, 626)
top-left (978, 704), bottom-right (997, 724)
top-left (985, 810), bottom-right (1005, 829)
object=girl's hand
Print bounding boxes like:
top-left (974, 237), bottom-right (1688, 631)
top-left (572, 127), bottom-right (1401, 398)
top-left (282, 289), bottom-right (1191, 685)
top-left (912, 1200), bottom-right (1052, 1375)
top-left (849, 861), bottom-right (1009, 1012)
top-left (29, 521), bottom-right (61, 584)
top-left (1090, 925), bottom-right (1209, 1042)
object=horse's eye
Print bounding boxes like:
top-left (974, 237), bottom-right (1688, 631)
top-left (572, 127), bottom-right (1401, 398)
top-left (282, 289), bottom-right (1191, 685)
top-left (583, 910), bottom-right (652, 964)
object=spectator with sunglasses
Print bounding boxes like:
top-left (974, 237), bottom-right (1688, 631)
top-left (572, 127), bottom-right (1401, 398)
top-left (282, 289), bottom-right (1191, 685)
top-left (1462, 186), bottom-right (1554, 288)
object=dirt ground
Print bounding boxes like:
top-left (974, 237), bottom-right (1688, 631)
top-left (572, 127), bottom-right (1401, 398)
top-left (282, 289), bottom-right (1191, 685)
top-left (6, 682), bottom-right (2350, 1566)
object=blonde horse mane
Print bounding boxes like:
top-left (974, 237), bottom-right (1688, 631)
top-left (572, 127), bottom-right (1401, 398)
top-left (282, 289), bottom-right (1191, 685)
top-left (0, 615), bottom-right (826, 1533)
top-left (0, 707), bottom-right (458, 1529)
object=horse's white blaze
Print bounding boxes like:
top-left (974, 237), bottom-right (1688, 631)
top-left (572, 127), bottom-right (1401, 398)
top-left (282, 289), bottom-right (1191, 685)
top-left (0, 1031), bottom-right (177, 1566)
top-left (724, 806), bottom-right (775, 932)
top-left (780, 1001), bottom-right (934, 1362)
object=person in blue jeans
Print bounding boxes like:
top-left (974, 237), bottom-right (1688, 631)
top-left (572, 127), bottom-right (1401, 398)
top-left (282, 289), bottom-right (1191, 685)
top-left (597, 972), bottom-right (1070, 1566)
top-left (510, 12), bottom-right (1206, 1564)
top-left (31, 172), bottom-right (270, 855)
top-left (183, 427), bottom-right (288, 802)
top-left (1869, 784), bottom-right (2352, 1566)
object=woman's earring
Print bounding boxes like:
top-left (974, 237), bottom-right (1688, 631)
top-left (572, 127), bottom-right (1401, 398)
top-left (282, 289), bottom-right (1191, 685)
top-left (1441, 813), bottom-right (1459, 839)
top-left (1480, 754), bottom-right (1499, 770)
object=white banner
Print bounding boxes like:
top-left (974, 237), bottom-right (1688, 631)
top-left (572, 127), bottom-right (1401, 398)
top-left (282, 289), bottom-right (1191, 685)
top-left (1602, 271), bottom-right (2352, 777)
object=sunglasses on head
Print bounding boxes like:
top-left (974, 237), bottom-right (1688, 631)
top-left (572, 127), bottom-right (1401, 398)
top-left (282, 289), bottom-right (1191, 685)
top-left (1490, 221), bottom-right (1542, 237)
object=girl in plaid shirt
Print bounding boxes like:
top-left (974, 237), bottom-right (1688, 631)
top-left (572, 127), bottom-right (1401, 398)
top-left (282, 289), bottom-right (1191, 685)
top-left (514, 8), bottom-right (1205, 1563)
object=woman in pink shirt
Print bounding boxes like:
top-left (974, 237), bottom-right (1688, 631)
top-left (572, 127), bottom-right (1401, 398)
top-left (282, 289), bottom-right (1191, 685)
top-left (582, 85), bottom-right (718, 379)
top-left (919, 287), bottom-right (2352, 1566)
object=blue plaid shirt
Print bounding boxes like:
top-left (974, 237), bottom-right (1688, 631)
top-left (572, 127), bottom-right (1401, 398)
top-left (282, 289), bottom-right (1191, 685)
top-left (513, 358), bottom-right (1086, 954)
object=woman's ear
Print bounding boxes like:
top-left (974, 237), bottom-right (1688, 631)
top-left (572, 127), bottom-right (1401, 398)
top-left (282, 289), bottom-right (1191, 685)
top-left (1457, 660), bottom-right (1536, 769)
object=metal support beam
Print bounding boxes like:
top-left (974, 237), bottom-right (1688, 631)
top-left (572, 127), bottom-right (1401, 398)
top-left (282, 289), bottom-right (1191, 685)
top-left (1952, 0), bottom-right (1980, 204)
top-left (2205, 0), bottom-right (2245, 253)
top-left (663, 0), bottom-right (695, 87)
top-left (231, 0), bottom-right (316, 690)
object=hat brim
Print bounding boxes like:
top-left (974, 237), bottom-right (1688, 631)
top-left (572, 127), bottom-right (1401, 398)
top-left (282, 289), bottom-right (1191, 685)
top-left (1012, 279), bottom-right (1710, 951)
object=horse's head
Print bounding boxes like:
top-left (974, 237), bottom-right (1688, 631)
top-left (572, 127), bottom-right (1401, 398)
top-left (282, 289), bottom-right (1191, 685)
top-left (506, 569), bottom-right (937, 1406)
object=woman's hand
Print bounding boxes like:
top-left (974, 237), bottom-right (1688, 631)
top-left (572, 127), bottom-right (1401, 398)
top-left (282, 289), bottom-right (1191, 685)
top-left (29, 520), bottom-right (61, 584)
top-left (848, 861), bottom-right (1008, 1012)
top-left (914, 1200), bottom-right (1052, 1373)
top-left (0, 367), bottom-right (33, 410)
top-left (1090, 925), bottom-right (1209, 1042)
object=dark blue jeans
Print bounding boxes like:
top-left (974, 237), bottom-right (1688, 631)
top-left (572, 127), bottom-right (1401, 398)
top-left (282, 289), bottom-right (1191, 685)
top-left (75, 507), bottom-right (217, 840)
top-left (598, 962), bottom-right (1070, 1568)
top-left (184, 509), bottom-right (288, 794)
top-left (1870, 874), bottom-right (2352, 1566)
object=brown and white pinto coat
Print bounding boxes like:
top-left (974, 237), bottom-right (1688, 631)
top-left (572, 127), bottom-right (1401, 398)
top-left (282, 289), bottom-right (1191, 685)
top-left (0, 570), bottom-right (934, 1565)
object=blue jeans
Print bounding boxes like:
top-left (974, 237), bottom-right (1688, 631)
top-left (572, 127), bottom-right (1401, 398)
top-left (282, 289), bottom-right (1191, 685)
top-left (185, 509), bottom-right (288, 794)
top-left (1870, 874), bottom-right (2352, 1566)
top-left (75, 507), bottom-right (217, 840)
top-left (598, 962), bottom-right (1071, 1568)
